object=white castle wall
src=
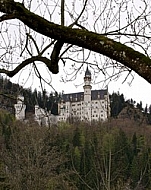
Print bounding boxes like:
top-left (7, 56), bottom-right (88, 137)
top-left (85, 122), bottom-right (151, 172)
top-left (14, 95), bottom-right (26, 120)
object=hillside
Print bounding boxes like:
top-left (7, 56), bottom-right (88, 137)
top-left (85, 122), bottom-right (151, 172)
top-left (0, 75), bottom-right (151, 124)
top-left (0, 77), bottom-right (21, 114)
top-left (1, 112), bottom-right (151, 189)
top-left (1, 77), bottom-right (151, 189)
top-left (0, 75), bottom-right (59, 115)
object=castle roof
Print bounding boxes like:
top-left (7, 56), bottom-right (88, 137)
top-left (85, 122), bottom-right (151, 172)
top-left (85, 66), bottom-right (91, 77)
top-left (61, 89), bottom-right (108, 102)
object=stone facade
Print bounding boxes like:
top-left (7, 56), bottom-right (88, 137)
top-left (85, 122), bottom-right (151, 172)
top-left (57, 67), bottom-right (110, 122)
top-left (14, 95), bottom-right (26, 120)
top-left (34, 105), bottom-right (57, 126)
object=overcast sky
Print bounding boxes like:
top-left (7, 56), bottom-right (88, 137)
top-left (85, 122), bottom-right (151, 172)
top-left (7, 0), bottom-right (151, 108)
top-left (10, 62), bottom-right (151, 108)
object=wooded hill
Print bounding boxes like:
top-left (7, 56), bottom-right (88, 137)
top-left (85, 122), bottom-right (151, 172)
top-left (0, 75), bottom-right (151, 124)
top-left (0, 75), bottom-right (60, 115)
top-left (1, 76), bottom-right (151, 189)
top-left (1, 110), bottom-right (151, 189)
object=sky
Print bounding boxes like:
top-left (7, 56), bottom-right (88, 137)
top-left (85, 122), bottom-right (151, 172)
top-left (3, 0), bottom-right (151, 108)
top-left (10, 63), bottom-right (151, 108)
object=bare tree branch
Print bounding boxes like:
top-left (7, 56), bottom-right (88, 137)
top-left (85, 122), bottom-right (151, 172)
top-left (0, 13), bottom-right (16, 21)
top-left (0, 56), bottom-right (52, 77)
top-left (0, 0), bottom-right (151, 84)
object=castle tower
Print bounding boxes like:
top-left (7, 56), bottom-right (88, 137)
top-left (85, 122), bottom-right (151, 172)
top-left (83, 66), bottom-right (92, 121)
top-left (14, 95), bottom-right (26, 120)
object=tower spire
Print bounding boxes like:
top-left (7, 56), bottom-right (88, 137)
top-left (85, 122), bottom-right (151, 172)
top-left (85, 65), bottom-right (91, 77)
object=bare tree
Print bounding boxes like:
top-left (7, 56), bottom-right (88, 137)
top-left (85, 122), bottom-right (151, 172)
top-left (0, 0), bottom-right (151, 86)
top-left (1, 122), bottom-right (67, 189)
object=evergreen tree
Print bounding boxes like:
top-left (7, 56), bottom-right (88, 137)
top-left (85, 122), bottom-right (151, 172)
top-left (72, 127), bottom-right (81, 147)
top-left (110, 92), bottom-right (125, 117)
top-left (136, 101), bottom-right (143, 111)
top-left (144, 104), bottom-right (148, 114)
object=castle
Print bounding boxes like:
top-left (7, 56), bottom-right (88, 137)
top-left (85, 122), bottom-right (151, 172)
top-left (57, 67), bottom-right (110, 122)
top-left (14, 67), bottom-right (110, 125)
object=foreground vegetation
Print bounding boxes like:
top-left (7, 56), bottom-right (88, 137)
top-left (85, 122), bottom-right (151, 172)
top-left (1, 110), bottom-right (151, 190)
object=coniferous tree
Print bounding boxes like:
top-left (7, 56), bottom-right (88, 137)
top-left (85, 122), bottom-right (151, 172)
top-left (136, 101), bottom-right (143, 111)
top-left (110, 92), bottom-right (125, 117)
top-left (144, 104), bottom-right (148, 114)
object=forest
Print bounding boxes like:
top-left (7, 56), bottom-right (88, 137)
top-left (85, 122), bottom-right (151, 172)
top-left (1, 76), bottom-right (151, 189)
top-left (1, 107), bottom-right (151, 189)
